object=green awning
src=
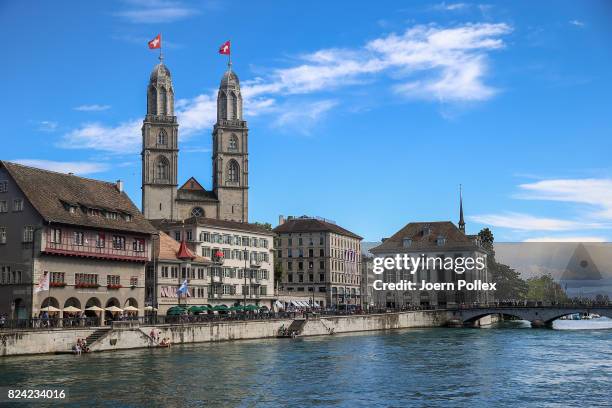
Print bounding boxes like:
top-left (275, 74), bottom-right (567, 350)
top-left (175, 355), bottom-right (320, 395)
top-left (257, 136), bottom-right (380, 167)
top-left (229, 305), bottom-right (244, 311)
top-left (167, 306), bottom-right (187, 315)
top-left (212, 305), bottom-right (229, 312)
top-left (244, 304), bottom-right (259, 311)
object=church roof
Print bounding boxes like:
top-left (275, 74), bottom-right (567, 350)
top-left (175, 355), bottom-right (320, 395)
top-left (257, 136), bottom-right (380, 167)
top-left (150, 62), bottom-right (171, 82)
top-left (179, 177), bottom-right (206, 191)
top-left (1, 161), bottom-right (156, 235)
top-left (371, 221), bottom-right (483, 253)
top-left (176, 177), bottom-right (218, 202)
top-left (220, 69), bottom-right (239, 88)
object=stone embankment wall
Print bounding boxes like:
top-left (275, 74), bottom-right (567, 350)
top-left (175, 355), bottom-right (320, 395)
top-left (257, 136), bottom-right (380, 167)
top-left (1, 311), bottom-right (463, 357)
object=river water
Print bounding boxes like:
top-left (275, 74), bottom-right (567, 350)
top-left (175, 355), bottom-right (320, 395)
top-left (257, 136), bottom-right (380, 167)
top-left (0, 319), bottom-right (610, 407)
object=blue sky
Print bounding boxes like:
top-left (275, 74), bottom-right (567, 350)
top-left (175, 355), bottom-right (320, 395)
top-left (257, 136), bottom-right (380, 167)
top-left (2, 0), bottom-right (612, 242)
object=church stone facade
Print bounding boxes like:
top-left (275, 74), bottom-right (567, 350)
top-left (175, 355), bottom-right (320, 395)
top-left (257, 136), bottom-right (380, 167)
top-left (141, 60), bottom-right (248, 223)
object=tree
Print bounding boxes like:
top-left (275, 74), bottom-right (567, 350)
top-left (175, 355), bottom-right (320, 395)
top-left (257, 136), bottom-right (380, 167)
top-left (253, 222), bottom-right (272, 231)
top-left (478, 228), bottom-right (528, 301)
top-left (526, 275), bottom-right (568, 303)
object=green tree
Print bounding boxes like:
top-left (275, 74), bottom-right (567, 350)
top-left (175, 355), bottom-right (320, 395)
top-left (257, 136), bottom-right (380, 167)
top-left (526, 275), bottom-right (568, 303)
top-left (478, 228), bottom-right (528, 301)
top-left (253, 222), bottom-right (272, 231)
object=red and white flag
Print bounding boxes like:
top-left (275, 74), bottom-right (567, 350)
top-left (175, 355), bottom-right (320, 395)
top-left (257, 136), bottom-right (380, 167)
top-left (148, 34), bottom-right (162, 49)
top-left (34, 272), bottom-right (49, 294)
top-left (219, 40), bottom-right (231, 55)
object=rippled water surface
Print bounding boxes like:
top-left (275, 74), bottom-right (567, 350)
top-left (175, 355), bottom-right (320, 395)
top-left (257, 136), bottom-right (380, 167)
top-left (1, 320), bottom-right (611, 407)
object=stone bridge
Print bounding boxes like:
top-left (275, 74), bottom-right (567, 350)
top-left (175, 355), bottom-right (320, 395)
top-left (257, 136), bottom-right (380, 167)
top-left (449, 306), bottom-right (612, 328)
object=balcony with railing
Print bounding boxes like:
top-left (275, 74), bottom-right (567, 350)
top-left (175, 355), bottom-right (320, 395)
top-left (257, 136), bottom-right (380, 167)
top-left (43, 227), bottom-right (149, 262)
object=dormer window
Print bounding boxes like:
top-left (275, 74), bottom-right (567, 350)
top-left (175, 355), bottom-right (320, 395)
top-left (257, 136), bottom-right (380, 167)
top-left (422, 225), bottom-right (431, 236)
top-left (106, 212), bottom-right (118, 220)
top-left (125, 214), bottom-right (132, 222)
top-left (402, 238), bottom-right (412, 248)
top-left (436, 235), bottom-right (446, 246)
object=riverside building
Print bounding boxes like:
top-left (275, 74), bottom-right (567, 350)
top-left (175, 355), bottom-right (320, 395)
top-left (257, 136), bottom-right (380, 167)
top-left (147, 232), bottom-right (212, 315)
top-left (273, 216), bottom-right (363, 309)
top-left (370, 196), bottom-right (490, 308)
top-left (0, 161), bottom-right (155, 320)
top-left (153, 217), bottom-right (275, 310)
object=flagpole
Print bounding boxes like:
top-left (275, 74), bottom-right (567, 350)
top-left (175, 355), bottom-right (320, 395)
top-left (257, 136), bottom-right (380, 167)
top-left (228, 39), bottom-right (232, 70)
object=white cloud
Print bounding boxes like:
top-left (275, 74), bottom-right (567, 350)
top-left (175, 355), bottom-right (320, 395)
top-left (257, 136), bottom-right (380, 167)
top-left (247, 22), bottom-right (512, 102)
top-left (115, 0), bottom-right (198, 23)
top-left (433, 2), bottom-right (469, 11)
top-left (38, 121), bottom-right (58, 132)
top-left (517, 178), bottom-right (612, 220)
top-left (13, 159), bottom-right (109, 175)
top-left (74, 104), bottom-right (111, 112)
top-left (470, 212), bottom-right (600, 231)
top-left (569, 20), bottom-right (585, 27)
top-left (524, 236), bottom-right (607, 243)
top-left (61, 22), bottom-right (511, 151)
top-left (272, 100), bottom-right (338, 135)
top-left (59, 120), bottom-right (141, 154)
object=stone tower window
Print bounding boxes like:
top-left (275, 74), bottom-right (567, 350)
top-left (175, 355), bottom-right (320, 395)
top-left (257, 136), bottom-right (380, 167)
top-left (156, 157), bottom-right (169, 182)
top-left (228, 134), bottom-right (238, 151)
top-left (227, 160), bottom-right (239, 184)
top-left (219, 91), bottom-right (227, 119)
top-left (230, 91), bottom-right (238, 120)
top-left (159, 87), bottom-right (167, 115)
top-left (157, 129), bottom-right (167, 145)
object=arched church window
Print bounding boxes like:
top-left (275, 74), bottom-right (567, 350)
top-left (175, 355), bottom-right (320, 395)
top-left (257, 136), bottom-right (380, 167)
top-left (219, 91), bottom-right (227, 119)
top-left (159, 87), bottom-right (167, 115)
top-left (230, 92), bottom-right (238, 120)
top-left (156, 157), bottom-right (169, 182)
top-left (191, 207), bottom-right (204, 217)
top-left (228, 134), bottom-right (238, 151)
top-left (157, 129), bottom-right (167, 145)
top-left (227, 160), bottom-right (239, 184)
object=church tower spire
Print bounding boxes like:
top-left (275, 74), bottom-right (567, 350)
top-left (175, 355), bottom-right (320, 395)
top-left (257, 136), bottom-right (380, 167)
top-left (212, 64), bottom-right (249, 222)
top-left (141, 60), bottom-right (179, 220)
top-left (458, 184), bottom-right (466, 233)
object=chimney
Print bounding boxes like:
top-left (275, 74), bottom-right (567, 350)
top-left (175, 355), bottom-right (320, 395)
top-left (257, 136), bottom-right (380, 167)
top-left (278, 215), bottom-right (285, 225)
top-left (116, 180), bottom-right (124, 193)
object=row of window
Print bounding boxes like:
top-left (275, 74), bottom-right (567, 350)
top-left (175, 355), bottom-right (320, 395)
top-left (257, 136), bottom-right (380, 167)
top-left (181, 231), bottom-right (268, 248)
top-left (286, 286), bottom-right (327, 293)
top-left (0, 266), bottom-right (22, 285)
top-left (202, 247), bottom-right (270, 262)
top-left (283, 248), bottom-right (325, 258)
top-left (160, 266), bottom-right (270, 281)
top-left (0, 199), bottom-right (23, 213)
top-left (287, 260), bottom-right (325, 272)
top-left (64, 204), bottom-right (132, 222)
top-left (286, 272), bottom-right (361, 286)
top-left (49, 228), bottom-right (145, 252)
top-left (50, 273), bottom-right (139, 287)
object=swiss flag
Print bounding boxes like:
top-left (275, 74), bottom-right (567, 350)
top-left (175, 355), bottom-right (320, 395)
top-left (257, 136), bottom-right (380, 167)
top-left (219, 40), bottom-right (231, 55)
top-left (148, 34), bottom-right (162, 49)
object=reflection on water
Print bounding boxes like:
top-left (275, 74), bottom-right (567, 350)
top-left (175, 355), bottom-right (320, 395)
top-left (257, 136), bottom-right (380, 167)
top-left (0, 322), bottom-right (610, 407)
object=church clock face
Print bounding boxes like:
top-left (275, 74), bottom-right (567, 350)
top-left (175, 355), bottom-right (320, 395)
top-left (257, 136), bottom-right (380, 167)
top-left (580, 260), bottom-right (588, 268)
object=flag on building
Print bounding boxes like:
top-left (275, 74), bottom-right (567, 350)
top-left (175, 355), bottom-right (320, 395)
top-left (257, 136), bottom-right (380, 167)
top-left (176, 279), bottom-right (188, 297)
top-left (148, 34), bottom-right (162, 49)
top-left (219, 40), bottom-right (231, 55)
top-left (34, 272), bottom-right (49, 294)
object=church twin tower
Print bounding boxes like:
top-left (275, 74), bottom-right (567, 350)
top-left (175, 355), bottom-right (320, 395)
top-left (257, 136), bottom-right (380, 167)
top-left (141, 59), bottom-right (249, 223)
